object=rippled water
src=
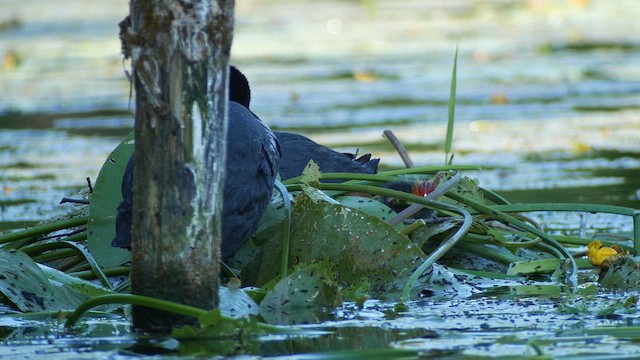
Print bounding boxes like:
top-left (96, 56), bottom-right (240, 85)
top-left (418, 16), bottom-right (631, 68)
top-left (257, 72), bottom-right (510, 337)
top-left (1, 0), bottom-right (640, 357)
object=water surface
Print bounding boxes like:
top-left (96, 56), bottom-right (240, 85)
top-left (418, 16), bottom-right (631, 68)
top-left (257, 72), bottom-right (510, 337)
top-left (1, 0), bottom-right (639, 357)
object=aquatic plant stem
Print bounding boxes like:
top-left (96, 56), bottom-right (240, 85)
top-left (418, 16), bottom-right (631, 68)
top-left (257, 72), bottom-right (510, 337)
top-left (634, 212), bottom-right (640, 255)
top-left (65, 294), bottom-right (324, 335)
top-left (280, 166), bottom-right (482, 186)
top-left (69, 266), bottom-right (131, 279)
top-left (387, 171), bottom-right (462, 226)
top-left (0, 216), bottom-right (88, 245)
top-left (22, 240), bottom-right (113, 289)
top-left (489, 203), bottom-right (637, 216)
top-left (400, 219), bottom-right (425, 236)
top-left (379, 165), bottom-right (481, 176)
top-left (274, 180), bottom-right (292, 279)
top-left (400, 202), bottom-right (472, 301)
top-left (447, 193), bottom-right (579, 286)
top-left (489, 203), bottom-right (640, 255)
top-left (382, 129), bottom-right (414, 167)
top-left (282, 172), bottom-right (398, 185)
top-left (286, 183), bottom-right (462, 215)
top-left (65, 294), bottom-right (205, 328)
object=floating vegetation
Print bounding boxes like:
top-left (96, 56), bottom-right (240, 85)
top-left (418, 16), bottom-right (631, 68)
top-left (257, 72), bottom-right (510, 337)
top-left (1, 43), bottom-right (640, 356)
top-left (0, 126), bottom-right (639, 356)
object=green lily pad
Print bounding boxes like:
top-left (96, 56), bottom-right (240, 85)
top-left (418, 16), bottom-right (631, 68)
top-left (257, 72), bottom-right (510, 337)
top-left (219, 286), bottom-right (260, 319)
top-left (335, 195), bottom-right (398, 222)
top-left (410, 218), bottom-right (460, 250)
top-left (245, 188), bottom-right (427, 300)
top-left (445, 176), bottom-right (487, 206)
top-left (260, 262), bottom-right (341, 325)
top-left (0, 250), bottom-right (110, 312)
top-left (600, 256), bottom-right (640, 290)
top-left (86, 131), bottom-right (134, 268)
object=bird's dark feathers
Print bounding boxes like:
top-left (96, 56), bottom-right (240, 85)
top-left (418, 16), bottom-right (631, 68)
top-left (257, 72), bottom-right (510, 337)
top-left (229, 66), bottom-right (251, 108)
top-left (113, 65), bottom-right (381, 261)
top-left (274, 131), bottom-right (379, 181)
top-left (112, 66), bottom-right (279, 261)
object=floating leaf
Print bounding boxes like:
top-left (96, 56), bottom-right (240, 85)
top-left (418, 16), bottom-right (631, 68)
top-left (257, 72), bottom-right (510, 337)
top-left (244, 189), bottom-right (427, 299)
top-left (424, 264), bottom-right (484, 298)
top-left (506, 258), bottom-right (562, 276)
top-left (445, 176), bottom-right (487, 206)
top-left (260, 262), bottom-right (341, 325)
top-left (86, 131), bottom-right (134, 268)
top-left (599, 256), bottom-right (640, 290)
top-left (300, 159), bottom-right (322, 187)
top-left (219, 286), bottom-right (260, 319)
top-left (335, 196), bottom-right (398, 222)
top-left (0, 250), bottom-right (109, 312)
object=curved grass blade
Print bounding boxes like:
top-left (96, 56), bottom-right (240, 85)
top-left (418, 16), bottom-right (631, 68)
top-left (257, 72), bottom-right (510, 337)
top-left (401, 201), bottom-right (472, 301)
top-left (489, 203), bottom-right (640, 255)
top-left (282, 172), bottom-right (398, 185)
top-left (65, 294), bottom-right (204, 328)
top-left (444, 45), bottom-right (459, 165)
top-left (379, 165), bottom-right (481, 176)
top-left (22, 240), bottom-right (113, 290)
top-left (66, 293), bottom-right (325, 336)
top-left (0, 216), bottom-right (88, 245)
top-left (446, 192), bottom-right (579, 286)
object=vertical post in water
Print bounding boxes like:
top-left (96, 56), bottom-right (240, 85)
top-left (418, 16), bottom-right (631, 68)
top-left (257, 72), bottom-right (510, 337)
top-left (120, 0), bottom-right (234, 332)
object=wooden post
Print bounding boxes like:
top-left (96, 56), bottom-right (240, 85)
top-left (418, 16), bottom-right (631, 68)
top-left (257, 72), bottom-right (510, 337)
top-left (120, 0), bottom-right (234, 333)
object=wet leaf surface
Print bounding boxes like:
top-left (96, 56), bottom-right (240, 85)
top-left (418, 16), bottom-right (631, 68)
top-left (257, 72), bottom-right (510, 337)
top-left (599, 256), bottom-right (640, 290)
top-left (260, 262), bottom-right (341, 325)
top-left (242, 189), bottom-right (428, 300)
top-left (85, 131), bottom-right (134, 268)
top-left (0, 250), bottom-right (109, 312)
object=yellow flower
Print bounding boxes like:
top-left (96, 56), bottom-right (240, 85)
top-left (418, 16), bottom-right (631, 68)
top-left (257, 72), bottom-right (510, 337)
top-left (587, 240), bottom-right (620, 267)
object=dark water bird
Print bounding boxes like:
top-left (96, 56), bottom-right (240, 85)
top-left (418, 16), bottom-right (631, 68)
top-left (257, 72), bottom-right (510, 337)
top-left (274, 131), bottom-right (379, 181)
top-left (229, 66), bottom-right (379, 181)
top-left (112, 66), bottom-right (280, 261)
top-left (113, 66), bottom-right (380, 260)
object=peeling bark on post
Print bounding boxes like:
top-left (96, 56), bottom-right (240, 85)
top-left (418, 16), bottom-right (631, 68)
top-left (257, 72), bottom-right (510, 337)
top-left (120, 0), bottom-right (234, 333)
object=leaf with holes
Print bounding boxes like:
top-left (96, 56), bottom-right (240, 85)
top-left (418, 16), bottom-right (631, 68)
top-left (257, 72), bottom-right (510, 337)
top-left (259, 262), bottom-right (341, 325)
top-left (335, 195), bottom-right (399, 223)
top-left (0, 250), bottom-right (110, 312)
top-left (244, 188), bottom-right (428, 300)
